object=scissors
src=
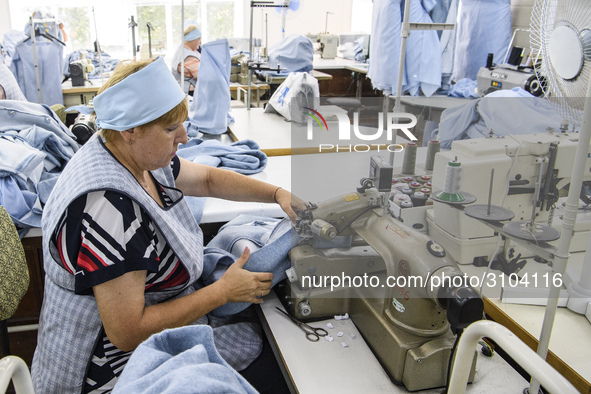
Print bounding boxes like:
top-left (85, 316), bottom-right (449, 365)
top-left (275, 307), bottom-right (328, 342)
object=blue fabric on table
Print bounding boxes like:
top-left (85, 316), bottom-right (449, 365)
top-left (198, 215), bottom-right (296, 317)
top-left (435, 88), bottom-right (563, 149)
top-left (112, 325), bottom-right (257, 394)
top-left (448, 78), bottom-right (479, 98)
top-left (185, 39), bottom-right (232, 136)
top-left (267, 34), bottom-right (314, 75)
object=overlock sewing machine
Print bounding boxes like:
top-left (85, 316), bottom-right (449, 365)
top-left (277, 157), bottom-right (483, 391)
top-left (428, 131), bottom-right (591, 270)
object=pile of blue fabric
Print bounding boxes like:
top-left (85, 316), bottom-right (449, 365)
top-left (63, 50), bottom-right (120, 79)
top-left (0, 100), bottom-right (79, 236)
top-left (176, 138), bottom-right (268, 223)
top-left (258, 34), bottom-right (314, 79)
top-left (112, 325), bottom-right (258, 394)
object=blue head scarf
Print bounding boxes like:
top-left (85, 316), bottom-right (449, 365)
top-left (93, 57), bottom-right (185, 131)
top-left (184, 28), bottom-right (202, 42)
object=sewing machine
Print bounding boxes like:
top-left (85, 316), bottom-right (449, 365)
top-left (307, 33), bottom-right (339, 59)
top-left (476, 65), bottom-right (546, 97)
top-left (277, 159), bottom-right (483, 391)
top-left (69, 53), bottom-right (94, 87)
top-left (427, 132), bottom-right (591, 268)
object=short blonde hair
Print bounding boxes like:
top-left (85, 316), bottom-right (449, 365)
top-left (98, 58), bottom-right (188, 142)
top-left (184, 25), bottom-right (199, 37)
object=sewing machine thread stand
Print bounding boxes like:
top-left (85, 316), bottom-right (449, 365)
top-left (464, 168), bottom-right (515, 222)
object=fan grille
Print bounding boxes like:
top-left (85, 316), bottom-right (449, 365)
top-left (530, 0), bottom-right (591, 126)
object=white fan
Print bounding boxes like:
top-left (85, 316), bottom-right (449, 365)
top-left (528, 0), bottom-right (591, 392)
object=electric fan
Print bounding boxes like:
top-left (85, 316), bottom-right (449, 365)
top-left (527, 0), bottom-right (591, 391)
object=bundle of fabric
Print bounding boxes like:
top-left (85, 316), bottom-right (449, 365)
top-left (0, 100), bottom-right (78, 236)
top-left (112, 325), bottom-right (258, 394)
top-left (199, 215), bottom-right (296, 317)
top-left (176, 138), bottom-right (267, 222)
top-left (435, 88), bottom-right (563, 149)
top-left (185, 39), bottom-right (232, 136)
top-left (260, 34), bottom-right (314, 79)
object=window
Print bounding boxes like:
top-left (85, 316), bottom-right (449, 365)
top-left (7, 0), bottom-right (242, 63)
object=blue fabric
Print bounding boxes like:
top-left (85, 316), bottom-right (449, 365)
top-left (93, 57), bottom-right (185, 132)
top-left (264, 34), bottom-right (314, 78)
top-left (0, 100), bottom-right (78, 236)
top-left (452, 0), bottom-right (512, 81)
top-left (10, 38), bottom-right (64, 105)
top-left (112, 325), bottom-right (257, 394)
top-left (440, 0), bottom-right (459, 91)
top-left (367, 0), bottom-right (403, 95)
top-left (435, 88), bottom-right (563, 149)
top-left (403, 0), bottom-right (442, 97)
top-left (199, 215), bottom-right (296, 316)
top-left (177, 138), bottom-right (267, 175)
top-left (448, 78), bottom-right (479, 98)
top-left (185, 39), bottom-right (231, 136)
top-left (63, 50), bottom-right (120, 79)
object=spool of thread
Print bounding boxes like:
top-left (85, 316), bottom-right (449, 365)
top-left (410, 182), bottom-right (422, 190)
top-left (425, 140), bottom-right (441, 171)
top-left (401, 142), bottom-right (418, 175)
top-left (420, 187), bottom-right (431, 195)
top-left (411, 191), bottom-right (428, 207)
top-left (400, 201), bottom-right (413, 209)
top-left (403, 177), bottom-right (415, 183)
top-left (393, 183), bottom-right (409, 192)
top-left (425, 181), bottom-right (432, 188)
top-left (393, 194), bottom-right (411, 205)
top-left (392, 178), bottom-right (399, 185)
top-left (436, 161), bottom-right (465, 202)
top-left (419, 175), bottom-right (431, 184)
top-left (402, 188), bottom-right (413, 196)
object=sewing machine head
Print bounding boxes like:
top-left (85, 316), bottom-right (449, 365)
top-left (278, 173), bottom-right (483, 390)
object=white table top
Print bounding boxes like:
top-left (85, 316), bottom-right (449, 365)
top-left (313, 56), bottom-right (369, 74)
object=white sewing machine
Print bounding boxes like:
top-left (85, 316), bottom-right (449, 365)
top-left (307, 33), bottom-right (339, 59)
top-left (427, 132), bottom-right (591, 267)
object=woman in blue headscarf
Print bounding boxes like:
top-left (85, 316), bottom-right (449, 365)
top-left (31, 56), bottom-right (303, 393)
top-left (171, 24), bottom-right (202, 95)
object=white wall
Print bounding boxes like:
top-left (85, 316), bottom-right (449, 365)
top-left (0, 0), bottom-right (12, 40)
top-left (243, 0), bottom-right (355, 48)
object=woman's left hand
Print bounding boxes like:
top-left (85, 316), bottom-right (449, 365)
top-left (275, 188), bottom-right (307, 222)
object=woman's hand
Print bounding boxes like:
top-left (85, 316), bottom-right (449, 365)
top-left (216, 248), bottom-right (274, 304)
top-left (275, 188), bottom-right (308, 223)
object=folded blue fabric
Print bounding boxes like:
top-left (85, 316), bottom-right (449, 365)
top-left (177, 138), bottom-right (267, 175)
top-left (199, 215), bottom-right (296, 316)
top-left (185, 39), bottom-right (232, 136)
top-left (112, 325), bottom-right (257, 394)
top-left (448, 78), bottom-right (479, 98)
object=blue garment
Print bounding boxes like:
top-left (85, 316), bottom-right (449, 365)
top-left (439, 0), bottom-right (459, 91)
top-left (403, 0), bottom-right (442, 97)
top-left (266, 34), bottom-right (314, 77)
top-left (448, 78), bottom-right (479, 98)
top-left (185, 39), bottom-right (231, 136)
top-left (199, 215), bottom-right (296, 316)
top-left (177, 138), bottom-right (267, 175)
top-left (63, 50), bottom-right (120, 79)
top-left (451, 0), bottom-right (511, 81)
top-left (367, 0), bottom-right (403, 95)
top-left (436, 88), bottom-right (563, 149)
top-left (112, 325), bottom-right (257, 394)
top-left (0, 100), bottom-right (79, 235)
top-left (10, 37), bottom-right (64, 105)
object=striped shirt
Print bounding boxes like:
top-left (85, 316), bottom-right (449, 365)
top-left (52, 157), bottom-right (189, 393)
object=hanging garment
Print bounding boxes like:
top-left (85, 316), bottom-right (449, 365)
top-left (403, 0), bottom-right (442, 97)
top-left (185, 39), bottom-right (231, 136)
top-left (10, 37), bottom-right (64, 105)
top-left (451, 0), bottom-right (512, 82)
top-left (439, 0), bottom-right (459, 91)
top-left (367, 0), bottom-right (403, 95)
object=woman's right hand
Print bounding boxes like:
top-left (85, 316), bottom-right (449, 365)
top-left (216, 247), bottom-right (274, 304)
